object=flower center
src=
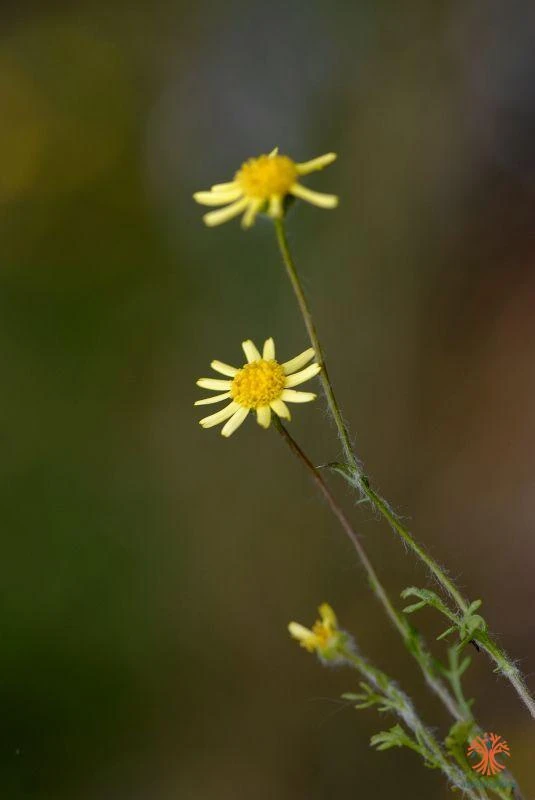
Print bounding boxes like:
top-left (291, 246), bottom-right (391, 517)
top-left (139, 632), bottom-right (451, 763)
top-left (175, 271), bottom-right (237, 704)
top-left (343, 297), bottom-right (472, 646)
top-left (312, 621), bottom-right (333, 649)
top-left (230, 359), bottom-right (286, 408)
top-left (235, 155), bottom-right (298, 199)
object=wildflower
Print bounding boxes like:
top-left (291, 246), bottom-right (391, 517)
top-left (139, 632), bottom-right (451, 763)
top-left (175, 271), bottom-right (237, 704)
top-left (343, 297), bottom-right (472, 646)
top-left (195, 337), bottom-right (321, 437)
top-left (288, 603), bottom-right (342, 659)
top-left (193, 148), bottom-right (338, 228)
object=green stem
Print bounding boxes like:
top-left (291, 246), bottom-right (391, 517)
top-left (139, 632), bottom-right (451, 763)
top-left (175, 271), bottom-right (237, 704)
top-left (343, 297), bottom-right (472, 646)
top-left (365, 485), bottom-right (468, 612)
top-left (479, 635), bottom-right (535, 720)
top-left (274, 219), bottom-right (357, 470)
top-left (447, 656), bottom-right (474, 722)
top-left (273, 216), bottom-right (535, 720)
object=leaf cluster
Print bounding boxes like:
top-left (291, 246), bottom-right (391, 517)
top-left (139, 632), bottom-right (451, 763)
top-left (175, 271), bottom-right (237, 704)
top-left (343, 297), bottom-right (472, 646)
top-left (401, 587), bottom-right (487, 648)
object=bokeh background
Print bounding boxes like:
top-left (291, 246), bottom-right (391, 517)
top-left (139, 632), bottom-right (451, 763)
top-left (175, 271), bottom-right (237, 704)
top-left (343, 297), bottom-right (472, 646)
top-left (1, 1), bottom-right (534, 797)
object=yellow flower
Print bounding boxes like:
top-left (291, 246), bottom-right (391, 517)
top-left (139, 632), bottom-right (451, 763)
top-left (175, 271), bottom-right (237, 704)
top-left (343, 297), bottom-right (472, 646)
top-left (195, 337), bottom-right (321, 437)
top-left (193, 148), bottom-right (338, 228)
top-left (288, 603), bottom-right (341, 657)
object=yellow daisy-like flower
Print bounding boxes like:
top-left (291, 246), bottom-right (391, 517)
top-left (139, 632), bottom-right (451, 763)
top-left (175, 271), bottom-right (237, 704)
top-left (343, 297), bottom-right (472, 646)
top-left (193, 148), bottom-right (338, 228)
top-left (288, 603), bottom-right (341, 657)
top-left (195, 337), bottom-right (321, 437)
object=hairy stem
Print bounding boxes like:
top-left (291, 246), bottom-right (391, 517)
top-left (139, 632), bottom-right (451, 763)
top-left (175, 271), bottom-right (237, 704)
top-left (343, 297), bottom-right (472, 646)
top-left (365, 484), bottom-right (468, 611)
top-left (273, 217), bottom-right (535, 720)
top-left (274, 219), bottom-right (357, 470)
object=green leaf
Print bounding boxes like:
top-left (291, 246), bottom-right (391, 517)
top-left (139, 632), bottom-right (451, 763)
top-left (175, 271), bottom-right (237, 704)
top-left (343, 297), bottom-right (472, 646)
top-left (324, 462), bottom-right (358, 484)
top-left (400, 587), bottom-right (455, 621)
top-left (458, 656), bottom-right (471, 676)
top-left (466, 600), bottom-right (482, 615)
top-left (341, 692), bottom-right (361, 702)
top-left (437, 625), bottom-right (457, 641)
top-left (371, 724), bottom-right (415, 751)
top-left (402, 587), bottom-right (490, 651)
top-left (402, 600), bottom-right (427, 614)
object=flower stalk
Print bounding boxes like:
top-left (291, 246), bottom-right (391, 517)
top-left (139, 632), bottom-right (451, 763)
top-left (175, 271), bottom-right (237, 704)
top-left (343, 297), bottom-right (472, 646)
top-left (273, 219), bottom-right (357, 470)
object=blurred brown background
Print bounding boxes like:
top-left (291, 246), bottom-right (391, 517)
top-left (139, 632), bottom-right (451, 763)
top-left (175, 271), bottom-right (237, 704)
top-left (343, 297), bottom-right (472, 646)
top-left (1, 1), bottom-right (534, 797)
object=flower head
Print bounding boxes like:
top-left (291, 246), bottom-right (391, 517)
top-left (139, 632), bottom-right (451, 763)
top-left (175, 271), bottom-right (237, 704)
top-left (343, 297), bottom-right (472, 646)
top-left (195, 337), bottom-right (321, 437)
top-left (288, 603), bottom-right (342, 660)
top-left (193, 148), bottom-right (338, 228)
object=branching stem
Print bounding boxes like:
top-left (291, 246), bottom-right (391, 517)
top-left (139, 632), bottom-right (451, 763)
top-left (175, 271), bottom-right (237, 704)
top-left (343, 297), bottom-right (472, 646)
top-left (273, 216), bottom-right (535, 720)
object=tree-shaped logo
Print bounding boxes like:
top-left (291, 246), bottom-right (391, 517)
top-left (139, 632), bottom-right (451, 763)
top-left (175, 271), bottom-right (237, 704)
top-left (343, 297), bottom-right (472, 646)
top-left (467, 732), bottom-right (511, 776)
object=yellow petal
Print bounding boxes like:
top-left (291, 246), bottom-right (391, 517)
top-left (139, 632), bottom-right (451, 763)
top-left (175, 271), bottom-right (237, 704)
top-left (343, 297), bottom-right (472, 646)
top-left (270, 398), bottom-right (291, 420)
top-left (203, 197), bottom-right (249, 227)
top-left (280, 389), bottom-right (316, 403)
top-left (256, 406), bottom-right (271, 428)
top-left (268, 194), bottom-right (283, 218)
top-left (288, 622), bottom-right (316, 652)
top-left (319, 603), bottom-right (338, 629)
top-left (211, 360), bottom-right (238, 377)
top-left (241, 199), bottom-right (263, 229)
top-left (194, 392), bottom-right (231, 406)
top-left (221, 406), bottom-right (249, 437)
top-left (262, 337), bottom-right (275, 360)
top-left (282, 348), bottom-right (315, 375)
top-left (193, 189), bottom-right (242, 206)
top-left (295, 152), bottom-right (337, 175)
top-left (290, 183), bottom-right (338, 209)
top-left (211, 181), bottom-right (239, 192)
top-left (199, 401), bottom-right (240, 428)
top-left (242, 339), bottom-right (261, 363)
top-left (196, 378), bottom-right (232, 391)
top-left (284, 363), bottom-right (321, 388)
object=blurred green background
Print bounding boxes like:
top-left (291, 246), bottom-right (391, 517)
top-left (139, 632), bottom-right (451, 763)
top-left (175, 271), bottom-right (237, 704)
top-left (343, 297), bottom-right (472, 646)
top-left (1, 1), bottom-right (534, 797)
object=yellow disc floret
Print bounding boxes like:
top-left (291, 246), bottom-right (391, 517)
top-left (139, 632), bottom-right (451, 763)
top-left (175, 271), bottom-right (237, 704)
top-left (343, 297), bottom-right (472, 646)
top-left (235, 155), bottom-right (298, 200)
top-left (230, 359), bottom-right (286, 408)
